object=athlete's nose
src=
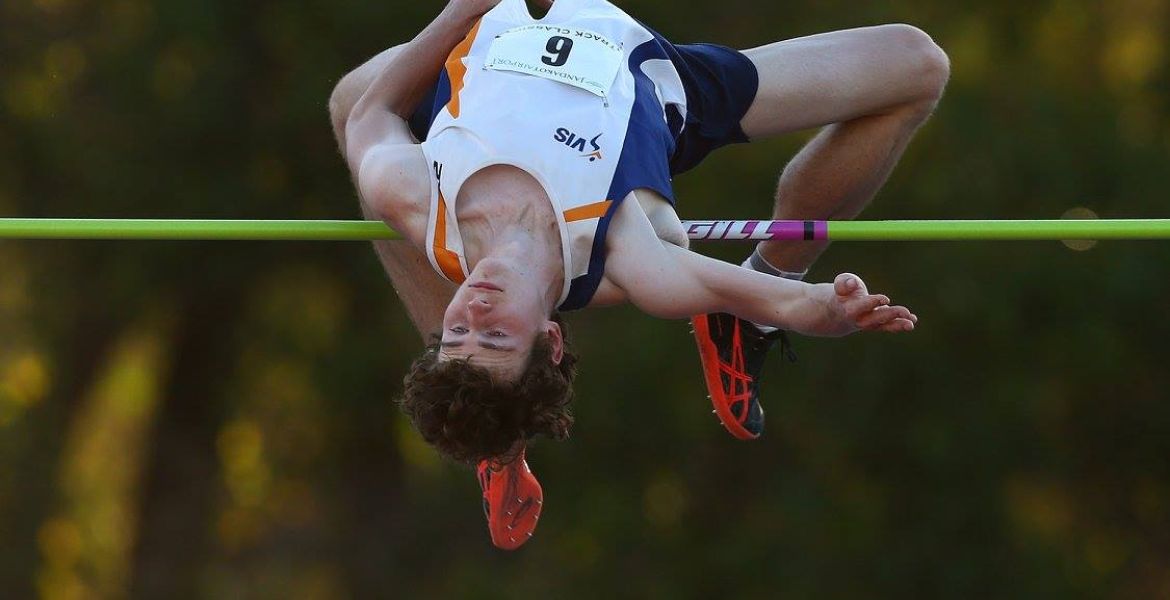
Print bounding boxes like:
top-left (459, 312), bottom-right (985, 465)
top-left (468, 297), bottom-right (493, 319)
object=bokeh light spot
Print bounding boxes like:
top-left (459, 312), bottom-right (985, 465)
top-left (643, 472), bottom-right (687, 529)
top-left (45, 42), bottom-right (87, 83)
top-left (2, 351), bottom-right (50, 408)
top-left (218, 420), bottom-right (272, 507)
top-left (37, 518), bottom-right (83, 569)
top-left (152, 43), bottom-right (199, 100)
top-left (394, 415), bottom-right (440, 472)
top-left (1060, 207), bottom-right (1099, 251)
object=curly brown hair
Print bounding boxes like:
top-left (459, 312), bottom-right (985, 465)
top-left (398, 315), bottom-right (578, 465)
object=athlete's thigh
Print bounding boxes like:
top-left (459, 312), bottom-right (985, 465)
top-left (739, 24), bottom-right (942, 139)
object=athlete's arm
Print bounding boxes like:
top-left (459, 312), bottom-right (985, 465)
top-left (604, 198), bottom-right (917, 336)
top-left (345, 2), bottom-right (486, 170)
top-left (588, 192), bottom-right (686, 306)
top-left (344, 1), bottom-right (487, 229)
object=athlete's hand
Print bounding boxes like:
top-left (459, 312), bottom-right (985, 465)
top-left (821, 273), bottom-right (917, 337)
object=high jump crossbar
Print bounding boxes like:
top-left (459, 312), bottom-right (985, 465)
top-left (0, 218), bottom-right (1168, 241)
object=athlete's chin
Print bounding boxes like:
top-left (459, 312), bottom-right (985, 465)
top-left (470, 257), bottom-right (522, 281)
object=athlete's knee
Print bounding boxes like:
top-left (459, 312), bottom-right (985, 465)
top-left (880, 24), bottom-right (950, 106)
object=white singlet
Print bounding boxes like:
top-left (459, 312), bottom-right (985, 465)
top-left (419, 0), bottom-right (689, 310)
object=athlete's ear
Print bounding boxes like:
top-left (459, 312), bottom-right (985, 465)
top-left (542, 319), bottom-right (564, 365)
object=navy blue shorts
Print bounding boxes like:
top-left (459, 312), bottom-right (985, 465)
top-left (662, 42), bottom-right (759, 175)
top-left (408, 39), bottom-right (759, 177)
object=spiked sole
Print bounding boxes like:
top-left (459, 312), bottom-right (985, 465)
top-left (690, 315), bottom-right (760, 441)
top-left (479, 457), bottom-right (543, 550)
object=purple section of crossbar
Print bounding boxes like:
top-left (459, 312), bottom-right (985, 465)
top-left (754, 220), bottom-right (829, 241)
top-left (683, 220), bottom-right (830, 241)
top-left (763, 221), bottom-right (806, 241)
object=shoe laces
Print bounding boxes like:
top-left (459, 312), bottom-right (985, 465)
top-left (761, 329), bottom-right (798, 364)
top-left (718, 324), bottom-right (757, 411)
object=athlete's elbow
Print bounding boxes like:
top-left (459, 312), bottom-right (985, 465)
top-left (354, 155), bottom-right (392, 219)
top-left (344, 113), bottom-right (370, 158)
top-left (356, 194), bottom-right (401, 227)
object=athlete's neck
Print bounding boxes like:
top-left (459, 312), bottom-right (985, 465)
top-left (470, 228), bottom-right (563, 310)
top-left (457, 165), bottom-right (564, 307)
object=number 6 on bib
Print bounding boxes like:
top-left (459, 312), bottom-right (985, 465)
top-left (484, 25), bottom-right (624, 99)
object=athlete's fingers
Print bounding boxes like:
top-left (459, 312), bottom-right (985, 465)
top-left (857, 305), bottom-right (915, 330)
top-left (833, 273), bottom-right (867, 297)
top-left (855, 305), bottom-right (902, 329)
top-left (854, 305), bottom-right (894, 329)
top-left (876, 317), bottom-right (917, 333)
top-left (844, 293), bottom-right (888, 319)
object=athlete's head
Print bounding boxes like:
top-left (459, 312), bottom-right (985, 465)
top-left (398, 259), bottom-right (578, 464)
top-left (437, 255), bottom-right (565, 377)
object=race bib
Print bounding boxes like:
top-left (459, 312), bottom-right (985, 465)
top-left (483, 25), bottom-right (623, 98)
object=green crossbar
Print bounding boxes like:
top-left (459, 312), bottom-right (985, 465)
top-left (0, 218), bottom-right (1168, 241)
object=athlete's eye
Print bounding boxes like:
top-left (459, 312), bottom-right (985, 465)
top-left (449, 326), bottom-right (468, 334)
top-left (487, 330), bottom-right (507, 337)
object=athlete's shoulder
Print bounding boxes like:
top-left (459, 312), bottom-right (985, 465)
top-left (601, 190), bottom-right (672, 261)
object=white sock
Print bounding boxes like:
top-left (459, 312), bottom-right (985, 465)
top-left (743, 249), bottom-right (807, 333)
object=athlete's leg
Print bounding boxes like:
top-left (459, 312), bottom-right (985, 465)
top-left (690, 25), bottom-right (947, 440)
top-left (740, 24), bottom-right (950, 273)
top-left (330, 46), bottom-right (456, 341)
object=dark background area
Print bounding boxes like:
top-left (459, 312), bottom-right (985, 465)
top-left (2, 0), bottom-right (1169, 597)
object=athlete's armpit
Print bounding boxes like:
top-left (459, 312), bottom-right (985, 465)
top-left (584, 277), bottom-right (628, 307)
top-left (634, 188), bottom-right (688, 249)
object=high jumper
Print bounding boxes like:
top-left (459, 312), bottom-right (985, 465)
top-left (328, 0), bottom-right (945, 548)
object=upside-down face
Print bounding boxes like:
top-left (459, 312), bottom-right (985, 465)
top-left (439, 257), bottom-right (563, 379)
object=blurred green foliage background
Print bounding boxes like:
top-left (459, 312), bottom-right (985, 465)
top-left (2, 0), bottom-right (1170, 597)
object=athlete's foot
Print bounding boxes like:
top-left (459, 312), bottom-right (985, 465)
top-left (476, 445), bottom-right (543, 550)
top-left (690, 312), bottom-right (796, 440)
